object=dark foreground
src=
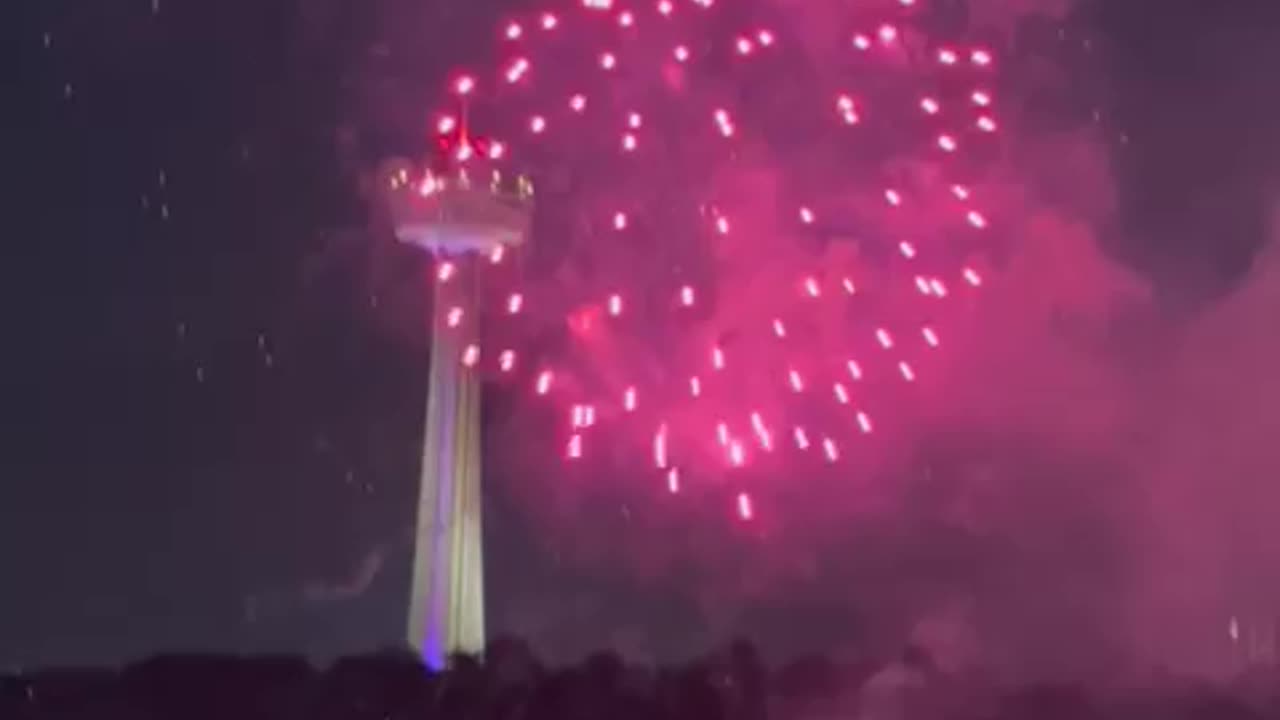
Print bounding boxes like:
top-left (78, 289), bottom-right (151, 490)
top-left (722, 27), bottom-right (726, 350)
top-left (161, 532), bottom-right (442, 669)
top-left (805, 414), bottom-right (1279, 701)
top-left (3, 642), bottom-right (1277, 720)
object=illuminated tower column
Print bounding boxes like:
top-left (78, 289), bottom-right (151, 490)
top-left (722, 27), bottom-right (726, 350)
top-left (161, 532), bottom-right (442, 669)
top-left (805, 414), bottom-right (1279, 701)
top-left (379, 159), bottom-right (532, 668)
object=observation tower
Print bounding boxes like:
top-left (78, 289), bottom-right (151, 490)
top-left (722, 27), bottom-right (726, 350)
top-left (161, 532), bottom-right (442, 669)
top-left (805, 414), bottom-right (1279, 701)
top-left (378, 139), bottom-right (533, 667)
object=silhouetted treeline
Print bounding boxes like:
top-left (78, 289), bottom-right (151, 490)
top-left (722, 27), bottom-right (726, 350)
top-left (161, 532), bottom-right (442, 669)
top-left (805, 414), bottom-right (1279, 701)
top-left (2, 638), bottom-right (1278, 720)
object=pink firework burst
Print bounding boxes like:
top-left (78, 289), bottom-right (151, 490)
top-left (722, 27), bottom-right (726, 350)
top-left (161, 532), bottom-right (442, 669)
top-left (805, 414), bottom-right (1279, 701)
top-left (414, 0), bottom-right (1004, 521)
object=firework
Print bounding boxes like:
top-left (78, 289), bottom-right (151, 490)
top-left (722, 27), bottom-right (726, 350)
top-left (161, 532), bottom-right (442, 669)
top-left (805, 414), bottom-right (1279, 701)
top-left (397, 0), bottom-right (1004, 519)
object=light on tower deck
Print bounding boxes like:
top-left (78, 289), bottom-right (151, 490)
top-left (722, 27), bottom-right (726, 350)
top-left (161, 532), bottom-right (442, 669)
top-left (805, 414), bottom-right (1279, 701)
top-left (379, 157), bottom-right (532, 256)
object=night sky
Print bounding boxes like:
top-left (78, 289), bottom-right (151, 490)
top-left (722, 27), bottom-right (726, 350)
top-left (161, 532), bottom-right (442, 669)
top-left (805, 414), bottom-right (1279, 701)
top-left (8, 0), bottom-right (1280, 672)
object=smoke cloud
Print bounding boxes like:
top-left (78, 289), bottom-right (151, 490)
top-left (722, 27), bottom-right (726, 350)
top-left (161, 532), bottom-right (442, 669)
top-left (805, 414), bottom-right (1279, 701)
top-left (312, 0), bottom-right (1280, 677)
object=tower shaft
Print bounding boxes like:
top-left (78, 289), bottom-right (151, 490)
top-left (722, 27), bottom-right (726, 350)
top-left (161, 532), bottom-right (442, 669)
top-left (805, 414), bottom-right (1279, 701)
top-left (408, 258), bottom-right (486, 667)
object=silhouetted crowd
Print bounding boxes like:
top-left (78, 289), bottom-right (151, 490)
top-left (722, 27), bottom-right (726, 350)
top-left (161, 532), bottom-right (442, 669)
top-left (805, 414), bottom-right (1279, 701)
top-left (3, 639), bottom-right (1277, 720)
